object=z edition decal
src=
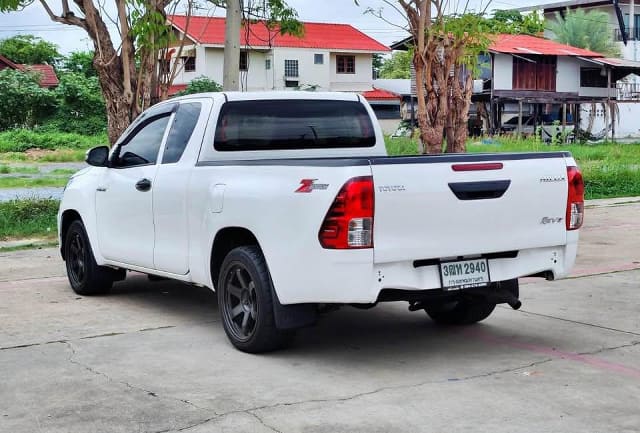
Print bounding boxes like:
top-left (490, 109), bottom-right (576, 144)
top-left (295, 179), bottom-right (329, 193)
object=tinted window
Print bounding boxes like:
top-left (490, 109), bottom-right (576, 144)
top-left (114, 115), bottom-right (170, 167)
top-left (214, 100), bottom-right (376, 151)
top-left (163, 102), bottom-right (202, 164)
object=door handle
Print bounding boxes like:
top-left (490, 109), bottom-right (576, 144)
top-left (135, 178), bottom-right (152, 192)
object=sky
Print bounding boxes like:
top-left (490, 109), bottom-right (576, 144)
top-left (0, 0), bottom-right (546, 55)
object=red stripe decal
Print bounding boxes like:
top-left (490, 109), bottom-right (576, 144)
top-left (452, 163), bottom-right (504, 172)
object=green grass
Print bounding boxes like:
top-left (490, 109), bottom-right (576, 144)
top-left (0, 165), bottom-right (40, 174)
top-left (385, 136), bottom-right (640, 200)
top-left (0, 148), bottom-right (88, 163)
top-left (0, 130), bottom-right (107, 153)
top-left (0, 241), bottom-right (58, 253)
top-left (0, 198), bottom-right (59, 241)
top-left (49, 168), bottom-right (78, 176)
top-left (0, 176), bottom-right (70, 189)
top-left (0, 130), bottom-right (105, 163)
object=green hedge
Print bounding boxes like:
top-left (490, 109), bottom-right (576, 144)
top-left (0, 130), bottom-right (107, 153)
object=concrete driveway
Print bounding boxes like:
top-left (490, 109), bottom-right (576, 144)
top-left (1, 199), bottom-right (639, 433)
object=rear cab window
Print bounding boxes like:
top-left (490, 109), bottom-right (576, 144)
top-left (213, 99), bottom-right (376, 151)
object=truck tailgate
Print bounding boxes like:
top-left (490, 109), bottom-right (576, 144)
top-left (371, 154), bottom-right (570, 264)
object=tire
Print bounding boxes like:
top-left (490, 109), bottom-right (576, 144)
top-left (217, 246), bottom-right (292, 353)
top-left (64, 220), bottom-right (114, 295)
top-left (425, 298), bottom-right (496, 325)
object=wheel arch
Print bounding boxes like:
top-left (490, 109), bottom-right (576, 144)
top-left (209, 227), bottom-right (261, 290)
top-left (60, 209), bottom-right (83, 260)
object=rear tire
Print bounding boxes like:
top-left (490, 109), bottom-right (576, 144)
top-left (64, 220), bottom-right (114, 295)
top-left (217, 246), bottom-right (292, 353)
top-left (425, 298), bottom-right (496, 325)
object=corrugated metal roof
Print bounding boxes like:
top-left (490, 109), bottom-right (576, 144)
top-left (489, 34), bottom-right (603, 57)
top-left (168, 15), bottom-right (390, 52)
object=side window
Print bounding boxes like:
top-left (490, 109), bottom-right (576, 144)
top-left (114, 115), bottom-right (170, 168)
top-left (162, 102), bottom-right (202, 164)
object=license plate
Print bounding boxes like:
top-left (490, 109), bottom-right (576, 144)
top-left (439, 258), bottom-right (490, 290)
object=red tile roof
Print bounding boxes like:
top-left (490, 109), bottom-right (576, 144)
top-left (489, 34), bottom-right (602, 57)
top-left (20, 64), bottom-right (59, 87)
top-left (168, 15), bottom-right (390, 52)
top-left (361, 88), bottom-right (400, 101)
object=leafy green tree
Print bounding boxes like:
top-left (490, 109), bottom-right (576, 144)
top-left (372, 53), bottom-right (384, 78)
top-left (0, 69), bottom-right (57, 130)
top-left (42, 72), bottom-right (107, 135)
top-left (175, 76), bottom-right (222, 96)
top-left (379, 51), bottom-right (412, 79)
top-left (0, 0), bottom-right (302, 145)
top-left (0, 35), bottom-right (61, 65)
top-left (547, 8), bottom-right (620, 57)
top-left (62, 51), bottom-right (97, 77)
top-left (489, 10), bottom-right (545, 35)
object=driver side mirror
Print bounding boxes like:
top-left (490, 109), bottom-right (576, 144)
top-left (86, 146), bottom-right (110, 167)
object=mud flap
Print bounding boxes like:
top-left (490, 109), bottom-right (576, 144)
top-left (271, 286), bottom-right (317, 330)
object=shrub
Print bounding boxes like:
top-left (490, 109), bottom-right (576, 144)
top-left (0, 129), bottom-right (107, 153)
top-left (0, 198), bottom-right (59, 240)
top-left (0, 69), bottom-right (58, 130)
top-left (175, 76), bottom-right (222, 96)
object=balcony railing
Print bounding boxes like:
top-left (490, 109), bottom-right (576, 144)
top-left (617, 82), bottom-right (640, 100)
top-left (614, 28), bottom-right (640, 41)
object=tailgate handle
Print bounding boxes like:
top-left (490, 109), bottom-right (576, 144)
top-left (448, 180), bottom-right (511, 201)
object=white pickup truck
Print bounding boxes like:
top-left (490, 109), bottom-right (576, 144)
top-left (58, 92), bottom-right (584, 353)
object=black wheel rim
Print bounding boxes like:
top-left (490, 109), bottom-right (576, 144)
top-left (67, 232), bottom-right (86, 286)
top-left (222, 264), bottom-right (258, 342)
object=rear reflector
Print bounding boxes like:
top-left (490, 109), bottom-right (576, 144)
top-left (452, 163), bottom-right (503, 172)
top-left (566, 166), bottom-right (584, 231)
top-left (319, 176), bottom-right (374, 249)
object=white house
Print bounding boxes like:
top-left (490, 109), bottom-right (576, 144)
top-left (519, 1), bottom-right (640, 75)
top-left (166, 15), bottom-right (390, 95)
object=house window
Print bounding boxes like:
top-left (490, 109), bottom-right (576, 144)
top-left (183, 56), bottom-right (196, 72)
top-left (336, 55), bottom-right (355, 74)
top-left (314, 54), bottom-right (324, 65)
top-left (240, 51), bottom-right (248, 71)
top-left (265, 58), bottom-right (271, 70)
top-left (623, 14), bottom-right (640, 40)
top-left (580, 68), bottom-right (611, 88)
top-left (512, 55), bottom-right (556, 91)
top-left (284, 59), bottom-right (298, 77)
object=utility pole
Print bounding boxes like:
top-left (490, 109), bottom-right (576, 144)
top-left (223, 0), bottom-right (241, 91)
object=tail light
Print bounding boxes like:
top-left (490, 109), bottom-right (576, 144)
top-left (319, 176), bottom-right (374, 249)
top-left (566, 166), bottom-right (584, 231)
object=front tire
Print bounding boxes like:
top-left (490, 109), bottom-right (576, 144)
top-left (64, 220), bottom-right (114, 295)
top-left (217, 246), bottom-right (292, 353)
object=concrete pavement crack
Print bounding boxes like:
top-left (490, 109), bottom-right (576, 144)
top-left (0, 322), bottom-right (218, 351)
top-left (62, 341), bottom-right (213, 414)
top-left (509, 308), bottom-right (640, 337)
top-left (578, 340), bottom-right (640, 356)
top-left (247, 411), bottom-right (283, 433)
top-left (158, 358), bottom-right (556, 433)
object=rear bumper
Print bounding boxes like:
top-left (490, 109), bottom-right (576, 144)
top-left (274, 237), bottom-right (578, 305)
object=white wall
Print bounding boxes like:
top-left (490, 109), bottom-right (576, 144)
top-left (493, 54), bottom-right (513, 90)
top-left (202, 47), bottom-right (224, 85)
top-left (271, 47), bottom-right (331, 90)
top-left (329, 53), bottom-right (373, 92)
top-left (580, 102), bottom-right (640, 138)
top-left (557, 56), bottom-right (580, 93)
top-left (173, 46), bottom-right (376, 92)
